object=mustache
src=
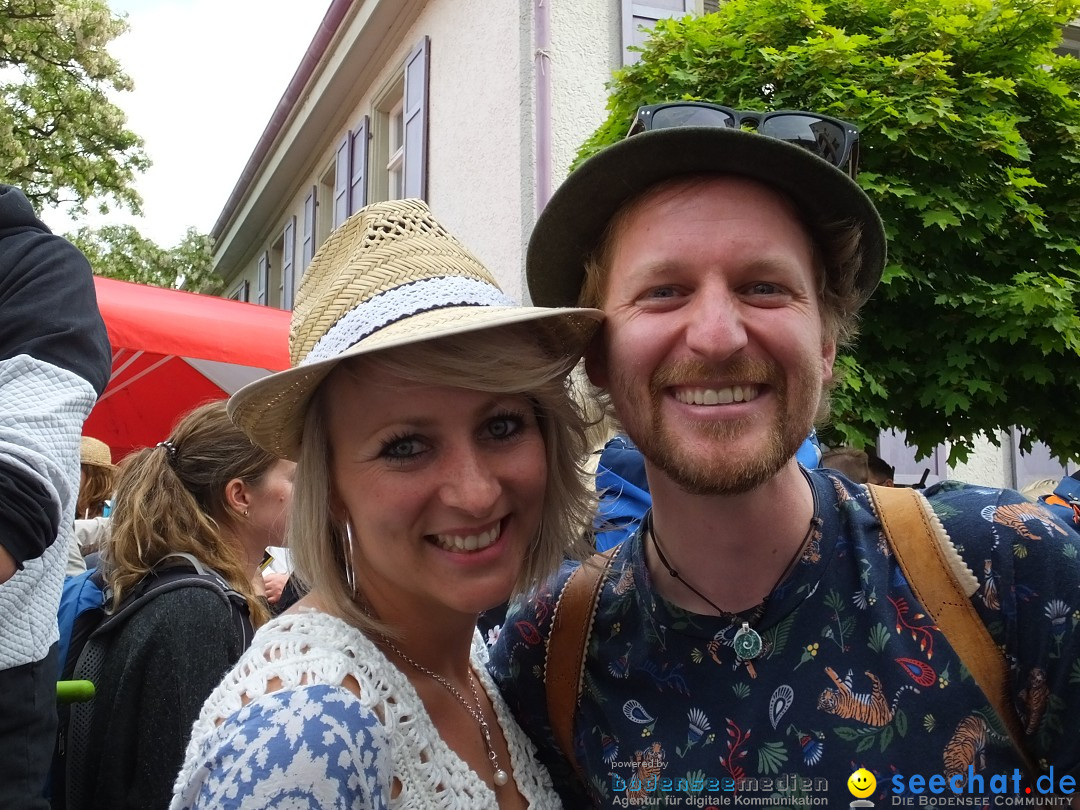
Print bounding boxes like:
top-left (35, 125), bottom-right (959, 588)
top-left (650, 357), bottom-right (782, 394)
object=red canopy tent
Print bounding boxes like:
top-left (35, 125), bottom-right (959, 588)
top-left (84, 276), bottom-right (292, 462)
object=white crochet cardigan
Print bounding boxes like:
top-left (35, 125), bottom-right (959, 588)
top-left (171, 609), bottom-right (559, 809)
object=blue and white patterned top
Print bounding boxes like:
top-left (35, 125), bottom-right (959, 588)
top-left (171, 609), bottom-right (558, 809)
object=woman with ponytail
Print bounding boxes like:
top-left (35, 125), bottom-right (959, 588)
top-left (83, 400), bottom-right (294, 810)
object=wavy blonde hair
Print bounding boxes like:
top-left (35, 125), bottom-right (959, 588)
top-left (289, 324), bottom-right (596, 636)
top-left (105, 401), bottom-right (272, 626)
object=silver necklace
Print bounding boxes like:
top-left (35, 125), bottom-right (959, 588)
top-left (380, 636), bottom-right (510, 787)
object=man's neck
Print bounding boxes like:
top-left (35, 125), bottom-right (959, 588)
top-left (643, 459), bottom-right (816, 615)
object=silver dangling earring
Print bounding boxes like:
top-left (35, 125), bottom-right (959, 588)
top-left (343, 519), bottom-right (358, 597)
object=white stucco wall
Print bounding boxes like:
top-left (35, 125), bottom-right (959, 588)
top-left (422, 0), bottom-right (530, 300)
top-left (947, 433), bottom-right (1010, 488)
top-left (549, 0), bottom-right (621, 186)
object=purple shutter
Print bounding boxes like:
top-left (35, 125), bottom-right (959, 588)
top-left (333, 134), bottom-right (350, 228)
top-left (282, 216), bottom-right (296, 310)
top-left (256, 251), bottom-right (269, 306)
top-left (402, 36), bottom-right (429, 200)
top-left (349, 116), bottom-right (369, 213)
top-left (302, 186), bottom-right (316, 267)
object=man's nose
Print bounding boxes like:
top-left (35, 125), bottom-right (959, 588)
top-left (683, 287), bottom-right (748, 359)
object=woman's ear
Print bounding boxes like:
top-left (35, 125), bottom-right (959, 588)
top-left (224, 477), bottom-right (250, 517)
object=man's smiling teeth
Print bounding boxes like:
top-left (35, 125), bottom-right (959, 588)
top-left (674, 385), bottom-right (759, 406)
top-left (432, 523), bottom-right (500, 553)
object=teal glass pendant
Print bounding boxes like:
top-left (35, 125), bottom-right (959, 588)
top-left (733, 622), bottom-right (763, 661)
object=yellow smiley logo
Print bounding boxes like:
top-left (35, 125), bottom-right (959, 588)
top-left (848, 767), bottom-right (876, 798)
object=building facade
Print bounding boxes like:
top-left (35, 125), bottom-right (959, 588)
top-left (209, 0), bottom-right (1077, 488)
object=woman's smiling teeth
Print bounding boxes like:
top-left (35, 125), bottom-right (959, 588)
top-left (432, 522), bottom-right (501, 553)
top-left (674, 385), bottom-right (760, 406)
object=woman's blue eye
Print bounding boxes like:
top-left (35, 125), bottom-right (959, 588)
top-left (381, 436), bottom-right (425, 459)
top-left (487, 413), bottom-right (524, 440)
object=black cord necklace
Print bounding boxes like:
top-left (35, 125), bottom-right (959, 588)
top-left (647, 484), bottom-right (820, 662)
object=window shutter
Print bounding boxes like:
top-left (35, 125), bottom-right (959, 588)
top-left (282, 216), bottom-right (296, 311)
top-left (333, 134), bottom-right (350, 229)
top-left (256, 251), bottom-right (269, 306)
top-left (350, 115), bottom-right (369, 213)
top-left (402, 35), bottom-right (429, 200)
top-left (302, 186), bottom-right (316, 267)
top-left (230, 280), bottom-right (249, 302)
top-left (622, 0), bottom-right (695, 64)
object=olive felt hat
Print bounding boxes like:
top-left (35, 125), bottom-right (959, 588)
top-left (526, 126), bottom-right (887, 308)
top-left (228, 198), bottom-right (602, 460)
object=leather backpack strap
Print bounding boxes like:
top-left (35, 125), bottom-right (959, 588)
top-left (868, 484), bottom-right (1036, 776)
top-left (545, 547), bottom-right (618, 777)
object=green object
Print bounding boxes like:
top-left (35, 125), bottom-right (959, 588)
top-left (56, 680), bottom-right (95, 704)
top-left (734, 622), bottom-right (764, 661)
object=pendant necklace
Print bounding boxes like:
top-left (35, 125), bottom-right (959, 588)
top-left (380, 635), bottom-right (511, 787)
top-left (647, 489), bottom-right (819, 663)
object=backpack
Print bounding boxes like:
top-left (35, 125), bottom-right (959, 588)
top-left (52, 552), bottom-right (254, 810)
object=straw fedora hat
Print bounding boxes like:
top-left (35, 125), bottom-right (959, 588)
top-left (80, 436), bottom-right (116, 470)
top-left (229, 199), bottom-right (603, 459)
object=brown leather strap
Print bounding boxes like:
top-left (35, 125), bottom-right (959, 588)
top-left (545, 547), bottom-right (618, 775)
top-left (868, 484), bottom-right (1035, 775)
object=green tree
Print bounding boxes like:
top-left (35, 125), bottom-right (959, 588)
top-left (582, 0), bottom-right (1080, 463)
top-left (67, 225), bottom-right (221, 293)
top-left (1, 0), bottom-right (148, 214)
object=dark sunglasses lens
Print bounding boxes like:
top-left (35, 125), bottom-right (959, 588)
top-left (649, 105), bottom-right (736, 130)
top-left (760, 114), bottom-right (847, 167)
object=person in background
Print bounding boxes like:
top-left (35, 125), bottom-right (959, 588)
top-left (171, 199), bottom-right (600, 809)
top-left (0, 184), bottom-right (111, 809)
top-left (1039, 469), bottom-right (1080, 529)
top-left (820, 445), bottom-right (869, 483)
top-left (866, 451), bottom-right (895, 487)
top-left (490, 101), bottom-right (1080, 805)
top-left (81, 400), bottom-right (292, 810)
top-left (68, 436), bottom-right (118, 575)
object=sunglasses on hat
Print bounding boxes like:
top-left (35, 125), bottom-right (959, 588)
top-left (627, 101), bottom-right (861, 179)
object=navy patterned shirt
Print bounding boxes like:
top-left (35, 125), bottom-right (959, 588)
top-left (489, 471), bottom-right (1080, 808)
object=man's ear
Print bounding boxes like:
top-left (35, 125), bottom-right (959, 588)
top-left (584, 328), bottom-right (610, 389)
top-left (821, 338), bottom-right (837, 385)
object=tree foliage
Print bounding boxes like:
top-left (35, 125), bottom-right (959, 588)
top-left (67, 225), bottom-right (221, 294)
top-left (581, 0), bottom-right (1080, 463)
top-left (0, 0), bottom-right (148, 214)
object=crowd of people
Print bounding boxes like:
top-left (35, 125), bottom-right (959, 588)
top-left (1, 94), bottom-right (1078, 810)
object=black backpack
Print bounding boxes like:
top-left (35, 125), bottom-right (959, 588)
top-left (53, 552), bottom-right (253, 810)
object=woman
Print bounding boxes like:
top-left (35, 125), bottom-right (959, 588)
top-left (83, 401), bottom-right (294, 809)
top-left (68, 436), bottom-right (119, 574)
top-left (171, 199), bottom-right (601, 809)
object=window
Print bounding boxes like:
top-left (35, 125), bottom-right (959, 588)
top-left (229, 280), bottom-right (250, 302)
top-left (302, 186), bottom-right (316, 268)
top-left (256, 251), bottom-right (269, 306)
top-left (621, 0), bottom-right (697, 65)
top-left (1056, 23), bottom-right (1080, 58)
top-left (317, 162), bottom-right (335, 249)
top-left (282, 216), bottom-right (297, 310)
top-left (372, 36), bottom-right (429, 202)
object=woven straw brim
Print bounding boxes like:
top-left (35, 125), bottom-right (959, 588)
top-left (228, 305), bottom-right (602, 460)
top-left (527, 126), bottom-right (886, 308)
top-left (80, 437), bottom-right (115, 470)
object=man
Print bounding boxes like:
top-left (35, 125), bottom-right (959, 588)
top-left (866, 452), bottom-right (896, 487)
top-left (0, 185), bottom-right (110, 807)
top-left (490, 103), bottom-right (1080, 806)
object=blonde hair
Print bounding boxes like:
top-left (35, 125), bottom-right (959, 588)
top-left (289, 324), bottom-right (596, 636)
top-left (105, 401), bottom-right (273, 626)
top-left (77, 463), bottom-right (116, 519)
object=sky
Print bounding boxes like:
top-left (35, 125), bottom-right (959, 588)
top-left (42, 0), bottom-right (329, 246)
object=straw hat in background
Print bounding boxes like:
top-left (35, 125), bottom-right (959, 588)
top-left (229, 198), bottom-right (603, 460)
top-left (80, 436), bottom-right (116, 471)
